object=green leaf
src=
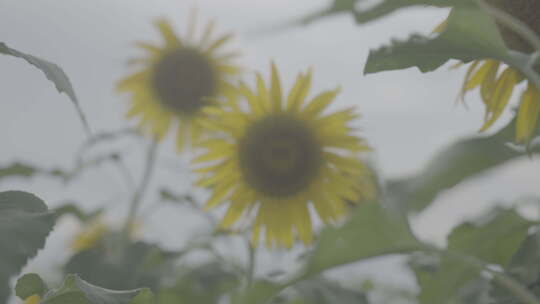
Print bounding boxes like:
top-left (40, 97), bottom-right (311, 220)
top-left (293, 278), bottom-right (369, 304)
top-left (0, 152), bottom-right (122, 185)
top-left (364, 5), bottom-right (508, 74)
top-left (40, 274), bottom-right (154, 304)
top-left (0, 191), bottom-right (55, 303)
top-left (15, 273), bottom-right (47, 300)
top-left (418, 208), bottom-right (532, 304)
top-left (232, 280), bottom-right (283, 304)
top-left (0, 163), bottom-right (37, 181)
top-left (53, 203), bottom-right (103, 222)
top-left (305, 203), bottom-right (421, 276)
top-left (491, 230), bottom-right (540, 303)
top-left (130, 289), bottom-right (156, 304)
top-left (386, 119), bottom-right (539, 213)
top-left (0, 42), bottom-right (90, 134)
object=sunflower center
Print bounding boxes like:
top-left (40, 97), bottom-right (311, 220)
top-left (239, 114), bottom-right (322, 198)
top-left (489, 0), bottom-right (540, 53)
top-left (151, 48), bottom-right (216, 114)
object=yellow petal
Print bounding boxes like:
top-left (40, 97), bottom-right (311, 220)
top-left (256, 72), bottom-right (271, 112)
top-left (287, 68), bottom-right (312, 112)
top-left (207, 33), bottom-right (234, 53)
top-left (432, 19), bottom-right (448, 34)
top-left (155, 19), bottom-right (181, 48)
top-left (480, 67), bottom-right (519, 131)
top-left (117, 71), bottom-right (149, 92)
top-left (458, 61), bottom-right (481, 102)
top-left (480, 60), bottom-right (501, 107)
top-left (302, 87), bottom-right (341, 118)
top-left (200, 19), bottom-right (216, 47)
top-left (220, 199), bottom-right (251, 228)
top-left (270, 62), bottom-right (283, 111)
top-left (465, 60), bottom-right (497, 92)
top-left (323, 152), bottom-right (367, 175)
top-left (516, 83), bottom-right (540, 142)
top-left (240, 81), bottom-right (265, 116)
top-left (205, 181), bottom-right (236, 209)
top-left (135, 42), bottom-right (162, 56)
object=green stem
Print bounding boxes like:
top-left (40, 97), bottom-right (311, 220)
top-left (246, 240), bottom-right (257, 287)
top-left (477, 0), bottom-right (540, 54)
top-left (122, 140), bottom-right (158, 241)
top-left (476, 0), bottom-right (540, 90)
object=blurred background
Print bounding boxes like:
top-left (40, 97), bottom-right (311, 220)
top-left (1, 0), bottom-right (539, 301)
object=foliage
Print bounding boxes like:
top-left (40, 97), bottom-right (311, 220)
top-left (0, 191), bottom-right (55, 302)
top-left (0, 42), bottom-right (89, 134)
top-left (15, 274), bottom-right (154, 304)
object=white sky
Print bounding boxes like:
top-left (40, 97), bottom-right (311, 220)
top-left (1, 0), bottom-right (539, 302)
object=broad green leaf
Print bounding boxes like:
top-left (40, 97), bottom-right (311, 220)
top-left (0, 42), bottom-right (90, 134)
top-left (418, 208), bottom-right (532, 304)
top-left (386, 119), bottom-right (538, 213)
top-left (39, 274), bottom-right (154, 304)
top-left (305, 203), bottom-right (421, 276)
top-left (0, 191), bottom-right (54, 303)
top-left (364, 5), bottom-right (508, 74)
top-left (15, 273), bottom-right (47, 300)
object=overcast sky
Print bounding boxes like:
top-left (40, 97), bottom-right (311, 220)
top-left (1, 0), bottom-right (539, 301)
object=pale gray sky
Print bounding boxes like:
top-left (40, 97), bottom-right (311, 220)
top-left (1, 0), bottom-right (539, 302)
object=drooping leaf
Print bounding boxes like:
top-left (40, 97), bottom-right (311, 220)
top-left (386, 119), bottom-right (539, 213)
top-left (418, 208), bottom-right (532, 304)
top-left (15, 273), bottom-right (47, 300)
top-left (364, 4), bottom-right (508, 74)
top-left (36, 274), bottom-right (154, 304)
top-left (0, 191), bottom-right (55, 303)
top-left (305, 202), bottom-right (421, 276)
top-left (0, 42), bottom-right (90, 134)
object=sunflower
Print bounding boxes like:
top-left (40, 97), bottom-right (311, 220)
top-left (117, 17), bottom-right (241, 150)
top-left (447, 0), bottom-right (540, 142)
top-left (193, 63), bottom-right (375, 248)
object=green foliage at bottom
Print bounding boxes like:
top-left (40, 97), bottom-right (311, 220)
top-left (15, 274), bottom-right (154, 304)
